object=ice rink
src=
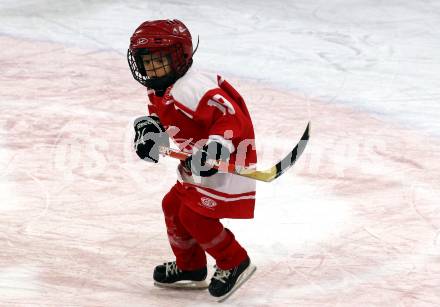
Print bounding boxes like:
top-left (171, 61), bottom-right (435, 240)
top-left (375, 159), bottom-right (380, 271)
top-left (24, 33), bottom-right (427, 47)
top-left (1, 0), bottom-right (440, 306)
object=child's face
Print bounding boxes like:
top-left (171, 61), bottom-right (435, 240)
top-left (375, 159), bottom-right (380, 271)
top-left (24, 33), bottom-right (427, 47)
top-left (142, 52), bottom-right (172, 78)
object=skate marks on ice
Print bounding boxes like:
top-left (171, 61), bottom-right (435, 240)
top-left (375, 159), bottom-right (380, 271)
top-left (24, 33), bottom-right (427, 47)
top-left (1, 35), bottom-right (440, 306)
top-left (233, 88), bottom-right (440, 305)
top-left (0, 35), bottom-right (175, 306)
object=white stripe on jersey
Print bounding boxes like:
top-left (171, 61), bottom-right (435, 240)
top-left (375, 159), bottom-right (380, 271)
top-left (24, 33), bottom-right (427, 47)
top-left (170, 67), bottom-right (218, 112)
top-left (195, 187), bottom-right (255, 202)
top-left (177, 164), bottom-right (256, 197)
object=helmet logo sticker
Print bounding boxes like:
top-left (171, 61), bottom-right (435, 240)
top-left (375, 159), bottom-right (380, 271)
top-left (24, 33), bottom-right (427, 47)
top-left (137, 38), bottom-right (149, 45)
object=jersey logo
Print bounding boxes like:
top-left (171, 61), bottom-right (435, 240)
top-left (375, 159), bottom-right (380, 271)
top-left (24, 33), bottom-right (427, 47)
top-left (200, 197), bottom-right (217, 209)
top-left (207, 94), bottom-right (235, 115)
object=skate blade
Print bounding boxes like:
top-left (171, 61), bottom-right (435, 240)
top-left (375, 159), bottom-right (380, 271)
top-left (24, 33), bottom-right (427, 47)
top-left (216, 264), bottom-right (257, 303)
top-left (154, 280), bottom-right (208, 290)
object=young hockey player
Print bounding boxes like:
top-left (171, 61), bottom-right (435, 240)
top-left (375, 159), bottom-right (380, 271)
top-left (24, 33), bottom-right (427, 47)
top-left (127, 19), bottom-right (257, 301)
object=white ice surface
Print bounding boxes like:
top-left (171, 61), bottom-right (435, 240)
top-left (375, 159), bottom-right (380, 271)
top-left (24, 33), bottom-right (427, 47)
top-left (2, 0), bottom-right (440, 135)
top-left (1, 1), bottom-right (440, 306)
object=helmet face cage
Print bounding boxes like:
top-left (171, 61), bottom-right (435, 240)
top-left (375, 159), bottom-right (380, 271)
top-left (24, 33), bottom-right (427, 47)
top-left (127, 43), bottom-right (192, 90)
top-left (136, 49), bottom-right (172, 78)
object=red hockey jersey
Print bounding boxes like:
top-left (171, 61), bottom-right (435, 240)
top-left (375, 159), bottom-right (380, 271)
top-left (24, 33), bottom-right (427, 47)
top-left (147, 68), bottom-right (257, 219)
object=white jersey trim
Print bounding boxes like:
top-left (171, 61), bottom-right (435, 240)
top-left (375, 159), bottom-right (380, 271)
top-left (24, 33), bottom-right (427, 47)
top-left (195, 187), bottom-right (255, 202)
top-left (170, 67), bottom-right (218, 112)
top-left (177, 164), bottom-right (256, 196)
top-left (209, 94), bottom-right (236, 115)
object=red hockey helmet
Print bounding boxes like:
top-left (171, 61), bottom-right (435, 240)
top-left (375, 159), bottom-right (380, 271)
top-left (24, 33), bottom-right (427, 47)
top-left (127, 19), bottom-right (194, 91)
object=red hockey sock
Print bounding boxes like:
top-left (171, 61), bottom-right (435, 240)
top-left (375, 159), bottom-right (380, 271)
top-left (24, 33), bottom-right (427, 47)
top-left (162, 185), bottom-right (206, 271)
top-left (178, 204), bottom-right (248, 270)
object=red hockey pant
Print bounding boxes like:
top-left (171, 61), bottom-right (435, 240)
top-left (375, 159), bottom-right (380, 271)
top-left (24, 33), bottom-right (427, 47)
top-left (161, 183), bottom-right (248, 271)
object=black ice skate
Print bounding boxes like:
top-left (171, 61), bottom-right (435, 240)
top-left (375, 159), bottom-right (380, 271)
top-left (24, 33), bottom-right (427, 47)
top-left (209, 257), bottom-right (256, 302)
top-left (153, 261), bottom-right (208, 289)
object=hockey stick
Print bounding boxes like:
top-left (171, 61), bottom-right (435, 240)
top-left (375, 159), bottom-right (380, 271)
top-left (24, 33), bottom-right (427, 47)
top-left (158, 121), bottom-right (310, 182)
